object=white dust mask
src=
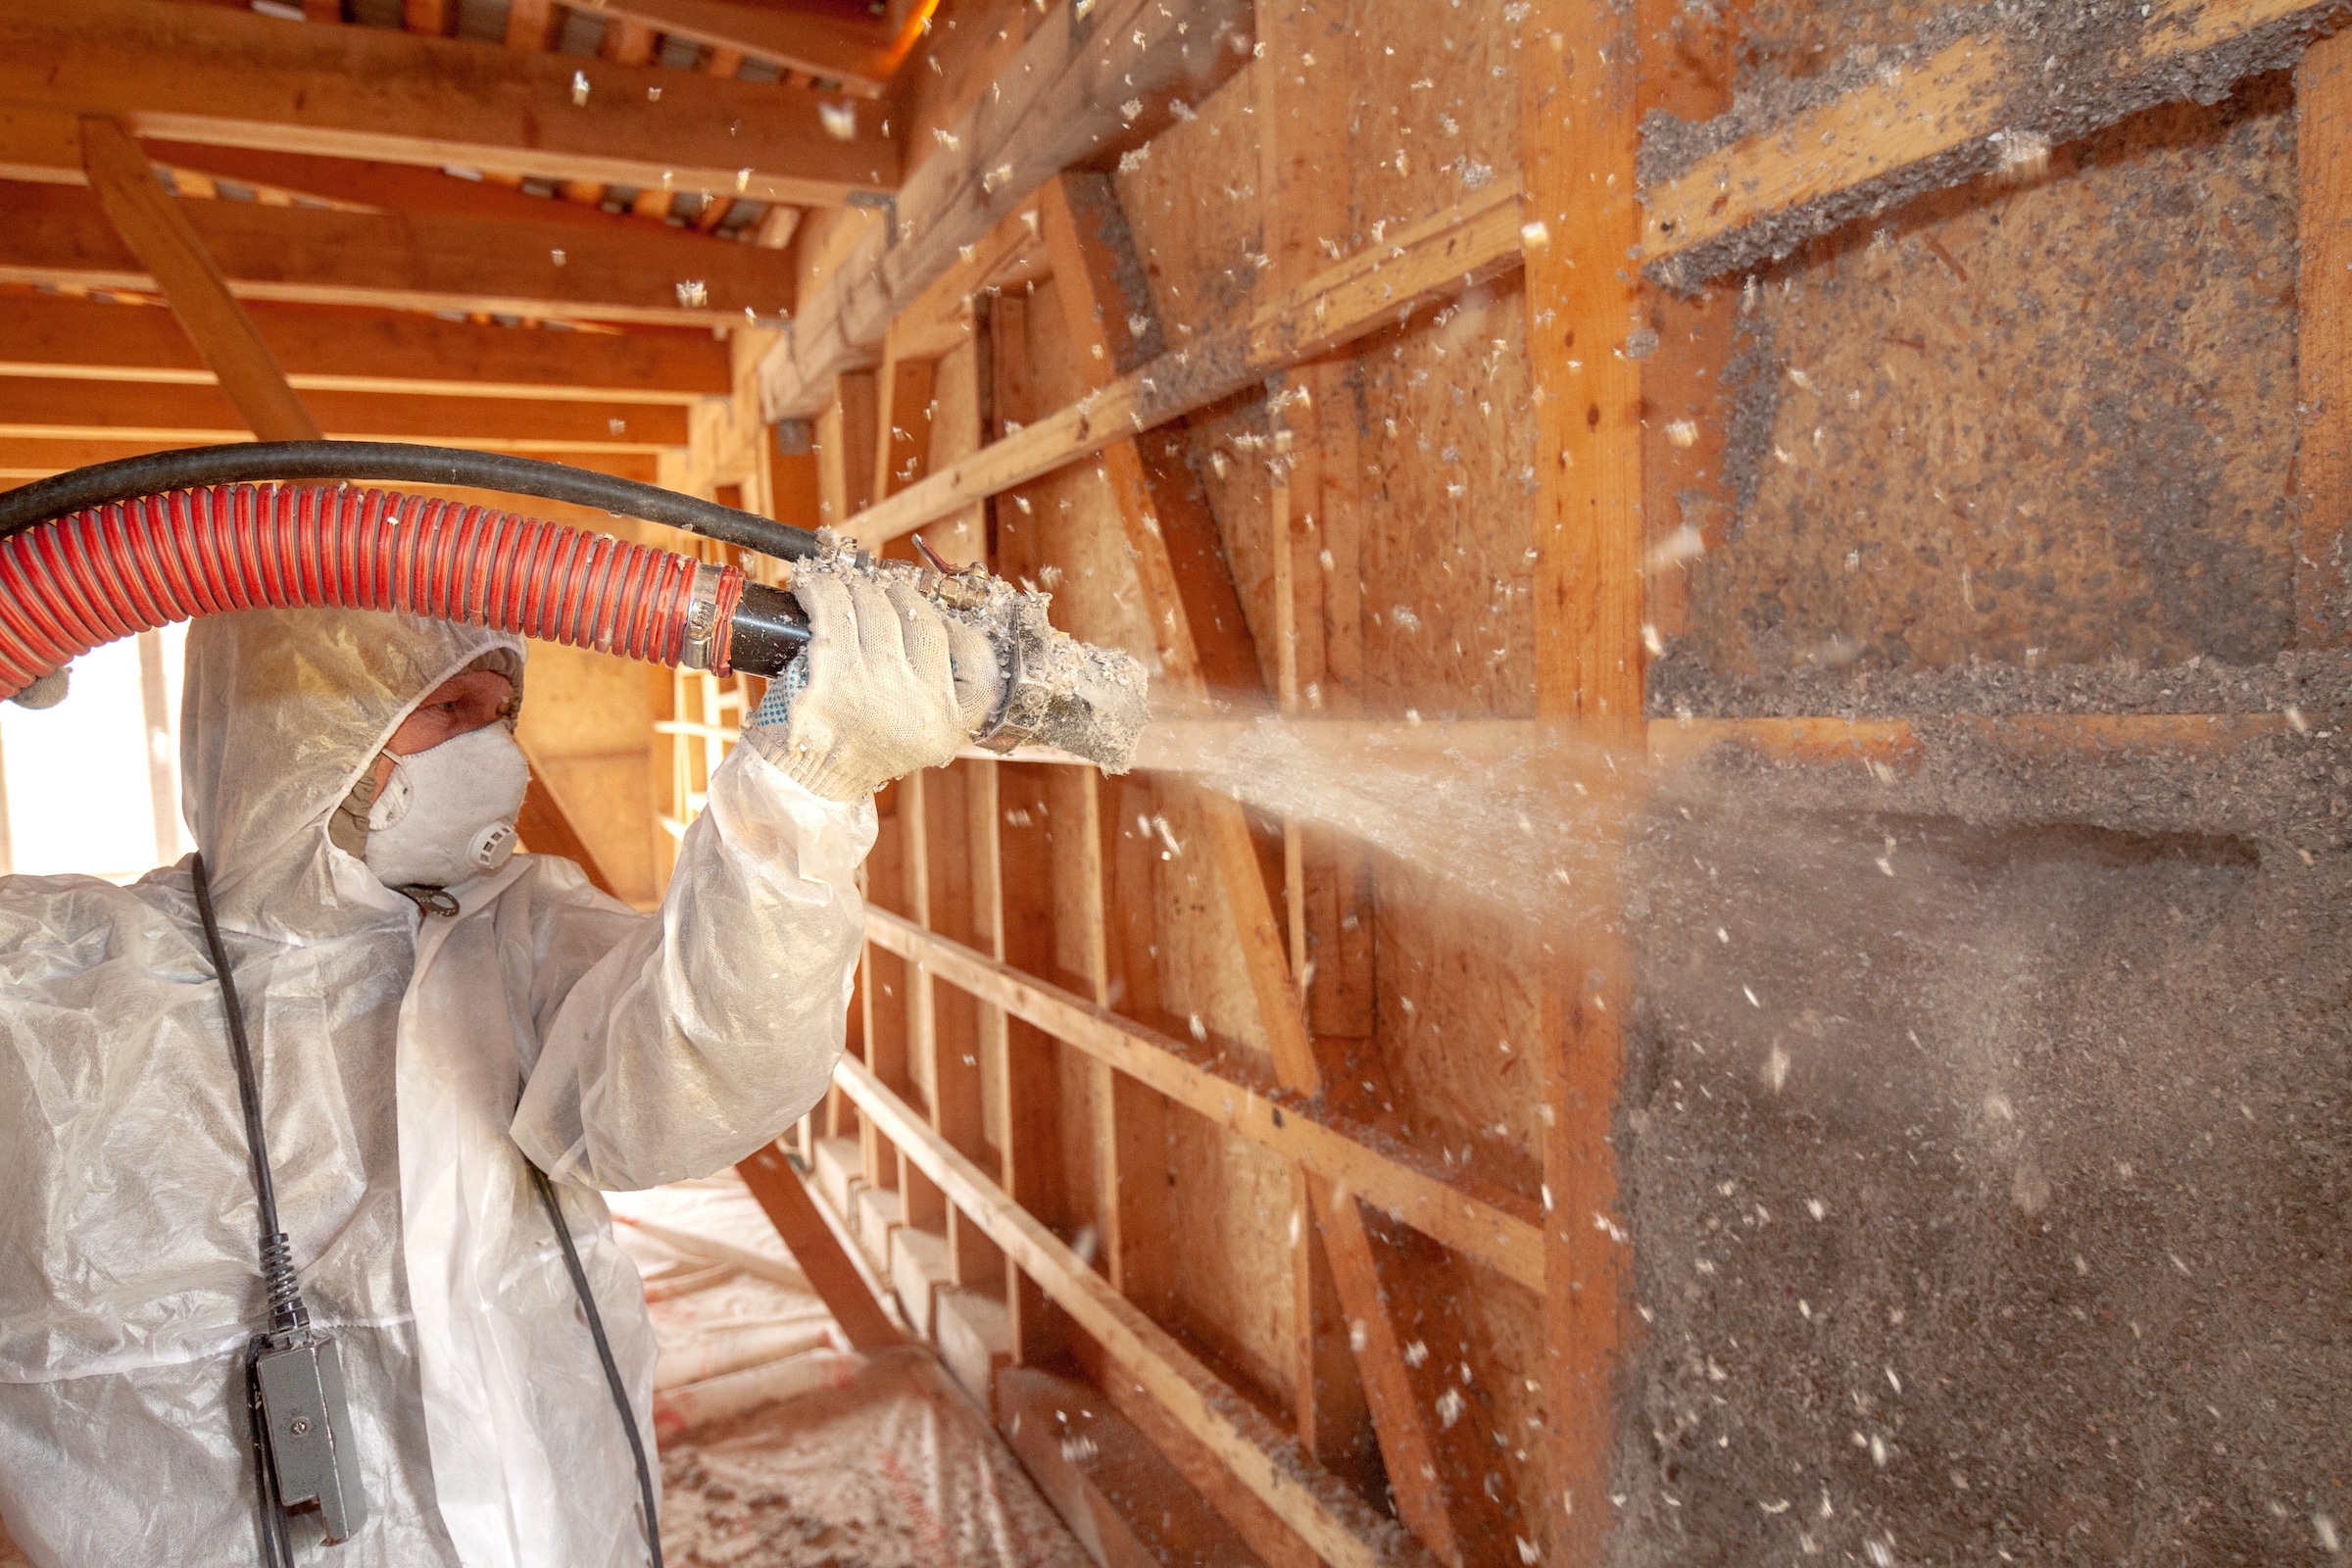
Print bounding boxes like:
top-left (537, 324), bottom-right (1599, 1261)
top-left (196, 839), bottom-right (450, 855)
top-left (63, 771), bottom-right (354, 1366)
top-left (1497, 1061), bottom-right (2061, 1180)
top-left (362, 723), bottom-right (530, 892)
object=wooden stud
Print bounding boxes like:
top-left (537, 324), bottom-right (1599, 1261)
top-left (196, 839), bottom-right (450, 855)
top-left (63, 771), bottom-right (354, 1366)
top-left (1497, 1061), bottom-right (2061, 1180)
top-left (400, 0), bottom-right (456, 37)
top-left (816, 370), bottom-right (879, 527)
top-left (2302, 27), bottom-right (2352, 647)
top-left (1521, 4), bottom-right (1646, 1560)
top-left (872, 357), bottom-right (939, 515)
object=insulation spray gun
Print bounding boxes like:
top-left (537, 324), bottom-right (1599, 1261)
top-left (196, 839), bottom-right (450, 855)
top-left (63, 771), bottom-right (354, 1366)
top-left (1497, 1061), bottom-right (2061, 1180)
top-left (732, 526), bottom-right (1152, 770)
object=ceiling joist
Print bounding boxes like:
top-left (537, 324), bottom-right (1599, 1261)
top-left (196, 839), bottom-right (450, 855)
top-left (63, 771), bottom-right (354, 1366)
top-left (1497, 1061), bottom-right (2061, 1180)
top-left (0, 436), bottom-right (662, 484)
top-left (0, 180), bottom-right (791, 327)
top-left (0, 294), bottom-right (730, 405)
top-left (0, 375), bottom-right (687, 452)
top-left (0, 0), bottom-right (897, 207)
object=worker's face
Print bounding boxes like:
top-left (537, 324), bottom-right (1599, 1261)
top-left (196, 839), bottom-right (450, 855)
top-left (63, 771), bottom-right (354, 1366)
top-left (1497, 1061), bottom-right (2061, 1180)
top-left (369, 671), bottom-right (517, 798)
top-left (387, 671), bottom-right (515, 758)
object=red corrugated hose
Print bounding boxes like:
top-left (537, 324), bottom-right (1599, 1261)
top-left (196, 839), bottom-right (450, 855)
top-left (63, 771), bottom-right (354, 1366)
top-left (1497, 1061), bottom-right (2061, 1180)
top-left (0, 483), bottom-right (746, 701)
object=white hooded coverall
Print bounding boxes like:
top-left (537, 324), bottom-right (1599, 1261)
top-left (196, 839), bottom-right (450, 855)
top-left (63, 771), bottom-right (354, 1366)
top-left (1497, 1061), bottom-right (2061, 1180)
top-left (0, 607), bottom-right (875, 1566)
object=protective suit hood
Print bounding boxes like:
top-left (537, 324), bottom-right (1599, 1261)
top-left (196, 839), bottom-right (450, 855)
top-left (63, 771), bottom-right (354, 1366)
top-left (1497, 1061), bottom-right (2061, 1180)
top-left (179, 607), bottom-right (523, 928)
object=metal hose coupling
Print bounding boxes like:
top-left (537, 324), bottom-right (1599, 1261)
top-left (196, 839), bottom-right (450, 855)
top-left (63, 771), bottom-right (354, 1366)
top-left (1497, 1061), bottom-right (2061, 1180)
top-left (808, 530), bottom-right (1150, 773)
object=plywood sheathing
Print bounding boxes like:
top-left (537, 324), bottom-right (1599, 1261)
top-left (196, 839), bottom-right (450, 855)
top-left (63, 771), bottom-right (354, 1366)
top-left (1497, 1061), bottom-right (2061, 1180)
top-left (1674, 76), bottom-right (2300, 679)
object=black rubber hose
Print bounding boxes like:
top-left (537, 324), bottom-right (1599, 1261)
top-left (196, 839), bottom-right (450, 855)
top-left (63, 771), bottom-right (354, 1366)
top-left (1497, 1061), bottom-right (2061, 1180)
top-left (0, 442), bottom-right (820, 564)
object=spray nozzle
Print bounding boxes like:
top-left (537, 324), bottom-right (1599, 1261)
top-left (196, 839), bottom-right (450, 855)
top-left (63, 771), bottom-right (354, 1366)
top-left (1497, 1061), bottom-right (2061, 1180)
top-left (729, 528), bottom-right (1151, 774)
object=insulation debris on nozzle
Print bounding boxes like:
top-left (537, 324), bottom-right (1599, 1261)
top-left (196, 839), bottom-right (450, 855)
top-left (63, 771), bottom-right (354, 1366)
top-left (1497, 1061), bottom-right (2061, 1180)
top-left (796, 532), bottom-right (1150, 774)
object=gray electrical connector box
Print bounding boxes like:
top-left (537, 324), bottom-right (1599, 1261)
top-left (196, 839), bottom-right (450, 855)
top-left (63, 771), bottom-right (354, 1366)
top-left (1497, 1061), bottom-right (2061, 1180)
top-left (254, 1334), bottom-right (367, 1543)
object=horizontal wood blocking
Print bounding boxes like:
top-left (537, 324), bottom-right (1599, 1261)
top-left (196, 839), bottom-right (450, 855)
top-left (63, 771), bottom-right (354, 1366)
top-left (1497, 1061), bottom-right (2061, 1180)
top-left (0, 0), bottom-right (896, 207)
top-left (845, 178), bottom-right (1526, 548)
top-left (829, 1053), bottom-right (1432, 1568)
top-left (0, 377), bottom-right (685, 451)
top-left (0, 182), bottom-right (791, 328)
top-left (0, 295), bottom-right (730, 404)
top-left (1638, 0), bottom-right (2349, 288)
top-left (756, 0), bottom-right (1255, 417)
top-left (863, 906), bottom-right (1544, 1292)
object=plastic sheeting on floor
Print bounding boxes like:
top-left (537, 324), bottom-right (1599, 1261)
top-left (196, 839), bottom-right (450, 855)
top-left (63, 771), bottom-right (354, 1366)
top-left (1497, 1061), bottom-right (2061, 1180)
top-left (616, 1171), bottom-right (1094, 1568)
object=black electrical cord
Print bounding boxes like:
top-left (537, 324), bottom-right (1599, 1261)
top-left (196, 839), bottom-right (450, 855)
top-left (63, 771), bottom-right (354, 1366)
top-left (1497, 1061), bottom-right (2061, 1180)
top-left (194, 853), bottom-right (311, 1568)
top-left (0, 442), bottom-right (820, 564)
top-left (530, 1166), bottom-right (665, 1568)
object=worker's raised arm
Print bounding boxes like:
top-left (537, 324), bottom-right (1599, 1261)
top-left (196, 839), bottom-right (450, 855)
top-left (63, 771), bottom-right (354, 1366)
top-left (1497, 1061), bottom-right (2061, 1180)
top-left (508, 566), bottom-right (1001, 1190)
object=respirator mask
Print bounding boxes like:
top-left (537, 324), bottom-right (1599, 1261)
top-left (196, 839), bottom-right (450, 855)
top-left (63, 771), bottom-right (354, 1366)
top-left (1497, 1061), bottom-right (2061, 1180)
top-left (361, 723), bottom-right (530, 896)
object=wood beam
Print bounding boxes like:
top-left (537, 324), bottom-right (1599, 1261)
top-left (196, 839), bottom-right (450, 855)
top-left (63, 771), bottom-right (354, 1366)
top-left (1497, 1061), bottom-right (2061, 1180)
top-left (0, 439), bottom-right (662, 486)
top-left (2301, 28), bottom-right (2352, 646)
top-left (1523, 7), bottom-right (1646, 1558)
top-left (831, 1053), bottom-right (1433, 1568)
top-left (755, 0), bottom-right (1253, 416)
top-left (0, 295), bottom-right (730, 405)
top-left (842, 178), bottom-right (1526, 549)
top-left (734, 1142), bottom-right (906, 1351)
top-left (0, 378), bottom-right (688, 452)
top-left (0, 181), bottom-right (791, 328)
top-left (1638, 0), bottom-right (2349, 288)
top-left (864, 908), bottom-right (1542, 1289)
top-left (0, 0), bottom-right (897, 207)
top-left (79, 118), bottom-right (318, 445)
top-left (567, 0), bottom-right (908, 97)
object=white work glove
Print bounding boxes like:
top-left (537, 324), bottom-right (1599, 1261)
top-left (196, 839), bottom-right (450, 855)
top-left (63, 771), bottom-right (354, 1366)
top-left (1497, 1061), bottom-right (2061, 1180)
top-left (744, 563), bottom-right (1003, 801)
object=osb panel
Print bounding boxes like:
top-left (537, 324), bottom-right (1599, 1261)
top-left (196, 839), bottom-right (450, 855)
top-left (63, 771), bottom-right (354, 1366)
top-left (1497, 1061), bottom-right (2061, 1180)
top-left (1369, 867), bottom-right (1544, 1200)
top-left (1348, 0), bottom-right (1521, 231)
top-left (1142, 792), bottom-right (1276, 1064)
top-left (1355, 274), bottom-right (1543, 720)
top-left (1679, 77), bottom-right (2300, 677)
top-left (1114, 65), bottom-right (1266, 338)
top-left (1163, 1103), bottom-right (1301, 1414)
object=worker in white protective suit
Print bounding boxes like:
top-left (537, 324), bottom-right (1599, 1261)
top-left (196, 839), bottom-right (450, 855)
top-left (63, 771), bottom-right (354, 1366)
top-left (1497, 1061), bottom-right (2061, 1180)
top-left (0, 562), bottom-right (997, 1568)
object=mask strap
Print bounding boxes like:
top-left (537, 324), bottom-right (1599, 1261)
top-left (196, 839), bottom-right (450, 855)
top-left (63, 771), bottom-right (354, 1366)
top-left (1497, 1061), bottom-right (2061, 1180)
top-left (392, 884), bottom-right (461, 919)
